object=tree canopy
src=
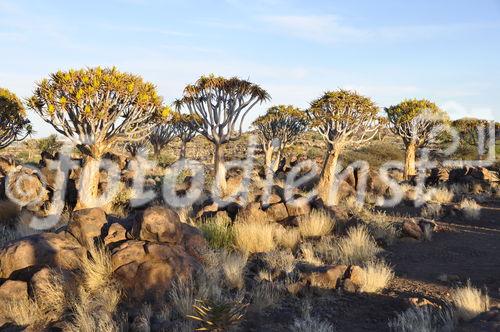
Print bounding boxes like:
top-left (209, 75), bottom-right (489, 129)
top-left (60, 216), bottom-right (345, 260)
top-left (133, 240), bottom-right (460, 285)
top-left (385, 99), bottom-right (449, 147)
top-left (308, 89), bottom-right (380, 148)
top-left (174, 74), bottom-right (270, 145)
top-left (27, 67), bottom-right (167, 158)
top-left (0, 88), bottom-right (32, 149)
top-left (253, 105), bottom-right (308, 150)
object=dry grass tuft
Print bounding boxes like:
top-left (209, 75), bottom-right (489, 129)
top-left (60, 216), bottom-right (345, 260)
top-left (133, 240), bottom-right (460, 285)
top-left (458, 198), bottom-right (481, 220)
top-left (291, 300), bottom-right (335, 332)
top-left (361, 261), bottom-right (394, 293)
top-left (299, 242), bottom-right (323, 266)
top-left (250, 281), bottom-right (283, 312)
top-left (275, 227), bottom-right (301, 250)
top-left (297, 210), bottom-right (334, 238)
top-left (199, 215), bottom-right (235, 250)
top-left (451, 282), bottom-right (489, 321)
top-left (337, 226), bottom-right (381, 265)
top-left (234, 222), bottom-right (277, 254)
top-left (388, 305), bottom-right (455, 332)
top-left (426, 187), bottom-right (454, 204)
top-left (221, 250), bottom-right (247, 289)
top-left (79, 243), bottom-right (115, 292)
top-left (1, 270), bottom-right (67, 328)
top-left (262, 249), bottom-right (296, 275)
top-left (421, 203), bottom-right (442, 219)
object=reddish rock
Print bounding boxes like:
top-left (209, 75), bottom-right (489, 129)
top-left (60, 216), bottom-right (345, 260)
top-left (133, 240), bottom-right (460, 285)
top-left (266, 203), bottom-right (289, 222)
top-left (286, 196), bottom-right (311, 217)
top-left (401, 219), bottom-right (423, 240)
top-left (104, 222), bottom-right (128, 246)
top-left (68, 207), bottom-right (107, 246)
top-left (307, 265), bottom-right (348, 289)
top-left (180, 223), bottom-right (208, 261)
top-left (0, 232), bottom-right (85, 279)
top-left (132, 206), bottom-right (183, 244)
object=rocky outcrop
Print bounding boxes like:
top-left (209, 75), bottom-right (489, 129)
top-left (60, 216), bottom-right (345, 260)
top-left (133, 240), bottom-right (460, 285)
top-left (0, 205), bottom-right (206, 305)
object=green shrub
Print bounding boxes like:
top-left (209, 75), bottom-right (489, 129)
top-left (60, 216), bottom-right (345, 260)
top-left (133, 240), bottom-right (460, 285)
top-left (199, 215), bottom-right (235, 250)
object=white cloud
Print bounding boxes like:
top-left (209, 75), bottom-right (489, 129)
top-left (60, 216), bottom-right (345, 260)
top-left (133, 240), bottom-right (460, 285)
top-left (260, 15), bottom-right (499, 44)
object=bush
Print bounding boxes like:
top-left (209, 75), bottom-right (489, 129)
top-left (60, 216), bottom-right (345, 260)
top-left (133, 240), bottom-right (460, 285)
top-left (361, 261), bottom-right (394, 293)
top-left (388, 305), bottom-right (455, 332)
top-left (337, 226), bottom-right (381, 265)
top-left (298, 210), bottom-right (334, 238)
top-left (234, 222), bottom-right (277, 254)
top-left (199, 215), bottom-right (235, 250)
top-left (451, 282), bottom-right (489, 321)
top-left (458, 198), bottom-right (481, 220)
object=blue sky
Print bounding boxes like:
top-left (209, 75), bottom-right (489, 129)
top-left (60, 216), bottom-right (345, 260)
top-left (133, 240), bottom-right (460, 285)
top-left (1, 0), bottom-right (499, 137)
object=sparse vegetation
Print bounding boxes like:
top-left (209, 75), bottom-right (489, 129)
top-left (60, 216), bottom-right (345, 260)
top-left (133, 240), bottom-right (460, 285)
top-left (234, 221), bottom-right (277, 254)
top-left (298, 209), bottom-right (334, 238)
top-left (458, 198), bottom-right (481, 220)
top-left (451, 282), bottom-right (490, 321)
top-left (337, 225), bottom-right (381, 265)
top-left (360, 261), bottom-right (394, 293)
top-left (389, 305), bottom-right (455, 332)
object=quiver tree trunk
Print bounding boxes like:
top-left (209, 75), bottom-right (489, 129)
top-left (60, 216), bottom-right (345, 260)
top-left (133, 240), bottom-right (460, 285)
top-left (264, 147), bottom-right (274, 171)
top-left (180, 141), bottom-right (187, 160)
top-left (318, 144), bottom-right (342, 206)
top-left (76, 156), bottom-right (101, 209)
top-left (404, 142), bottom-right (417, 180)
top-left (153, 145), bottom-right (161, 159)
top-left (271, 149), bottom-right (282, 173)
top-left (214, 143), bottom-right (227, 194)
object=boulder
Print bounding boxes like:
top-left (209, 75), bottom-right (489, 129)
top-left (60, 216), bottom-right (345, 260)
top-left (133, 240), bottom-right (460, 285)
top-left (266, 203), bottom-right (289, 222)
top-left (0, 232), bottom-right (85, 279)
top-left (67, 208), bottom-right (107, 246)
top-left (342, 265), bottom-right (365, 292)
top-left (236, 202), bottom-right (269, 223)
top-left (112, 240), bottom-right (199, 302)
top-left (103, 222), bottom-right (128, 246)
top-left (401, 219), bottom-right (423, 240)
top-left (259, 193), bottom-right (282, 208)
top-left (195, 202), bottom-right (219, 220)
top-left (470, 167), bottom-right (499, 183)
top-left (286, 196), bottom-right (311, 217)
top-left (132, 206), bottom-right (182, 244)
top-left (180, 223), bottom-right (208, 261)
top-left (306, 265), bottom-right (347, 289)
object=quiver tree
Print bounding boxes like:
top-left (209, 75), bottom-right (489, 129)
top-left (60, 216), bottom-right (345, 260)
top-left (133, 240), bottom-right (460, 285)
top-left (308, 90), bottom-right (380, 206)
top-left (149, 107), bottom-right (177, 158)
top-left (170, 112), bottom-right (200, 159)
top-left (0, 88), bottom-right (32, 149)
top-left (175, 75), bottom-right (270, 193)
top-left (125, 141), bottom-right (147, 158)
top-left (452, 117), bottom-right (499, 159)
top-left (385, 99), bottom-right (448, 179)
top-left (28, 67), bottom-right (166, 208)
top-left (253, 105), bottom-right (308, 173)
